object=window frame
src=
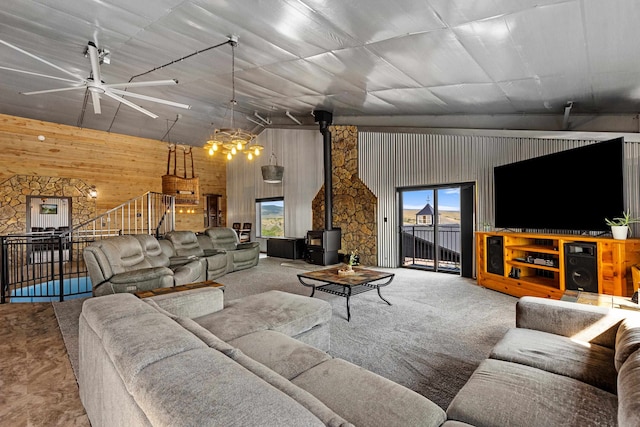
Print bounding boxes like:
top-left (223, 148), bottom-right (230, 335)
top-left (255, 197), bottom-right (285, 238)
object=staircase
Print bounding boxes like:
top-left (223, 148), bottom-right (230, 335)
top-left (1, 192), bottom-right (175, 303)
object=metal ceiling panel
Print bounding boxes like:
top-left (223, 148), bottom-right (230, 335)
top-left (299, 0), bottom-right (445, 44)
top-left (306, 47), bottom-right (421, 92)
top-left (583, 0), bottom-right (640, 74)
top-left (372, 88), bottom-right (450, 114)
top-left (367, 30), bottom-right (492, 87)
top-left (192, 0), bottom-right (357, 57)
top-left (261, 59), bottom-right (363, 95)
top-left (1, 0), bottom-right (640, 143)
top-left (453, 17), bottom-right (531, 82)
top-left (428, 0), bottom-right (569, 27)
top-left (503, 2), bottom-right (588, 78)
top-left (429, 83), bottom-right (517, 114)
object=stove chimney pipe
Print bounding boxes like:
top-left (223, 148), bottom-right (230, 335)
top-left (314, 110), bottom-right (333, 231)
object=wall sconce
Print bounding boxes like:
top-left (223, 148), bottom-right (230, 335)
top-left (88, 186), bottom-right (98, 199)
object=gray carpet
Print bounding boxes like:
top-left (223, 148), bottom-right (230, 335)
top-left (53, 257), bottom-right (516, 410)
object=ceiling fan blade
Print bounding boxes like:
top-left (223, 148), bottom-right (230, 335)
top-left (102, 90), bottom-right (158, 119)
top-left (22, 86), bottom-right (86, 95)
top-left (0, 38), bottom-right (86, 82)
top-left (86, 41), bottom-right (102, 83)
top-left (108, 88), bottom-right (191, 110)
top-left (0, 66), bottom-right (80, 84)
top-left (104, 79), bottom-right (178, 89)
top-left (90, 91), bottom-right (102, 114)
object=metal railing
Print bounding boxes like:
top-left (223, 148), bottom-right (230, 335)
top-left (1, 192), bottom-right (175, 303)
top-left (401, 225), bottom-right (461, 273)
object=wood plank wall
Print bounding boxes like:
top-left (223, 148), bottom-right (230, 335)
top-left (0, 113), bottom-right (226, 232)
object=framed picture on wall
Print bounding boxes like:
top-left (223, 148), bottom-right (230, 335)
top-left (40, 203), bottom-right (58, 214)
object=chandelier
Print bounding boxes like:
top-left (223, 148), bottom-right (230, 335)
top-left (204, 37), bottom-right (263, 161)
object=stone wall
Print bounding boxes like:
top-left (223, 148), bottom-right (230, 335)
top-left (0, 175), bottom-right (97, 235)
top-left (312, 126), bottom-right (378, 266)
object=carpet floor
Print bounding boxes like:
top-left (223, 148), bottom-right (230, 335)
top-left (53, 257), bottom-right (517, 410)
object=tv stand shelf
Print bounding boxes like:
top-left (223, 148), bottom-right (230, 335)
top-left (477, 231), bottom-right (640, 299)
top-left (506, 260), bottom-right (559, 273)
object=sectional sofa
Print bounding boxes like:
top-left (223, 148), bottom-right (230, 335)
top-left (83, 227), bottom-right (260, 296)
top-left (445, 296), bottom-right (640, 427)
top-left (79, 283), bottom-right (640, 426)
top-left (79, 287), bottom-right (446, 427)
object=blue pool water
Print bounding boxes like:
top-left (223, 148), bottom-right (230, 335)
top-left (10, 276), bottom-right (92, 302)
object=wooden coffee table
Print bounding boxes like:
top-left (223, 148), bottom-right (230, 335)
top-left (134, 280), bottom-right (225, 299)
top-left (297, 266), bottom-right (394, 321)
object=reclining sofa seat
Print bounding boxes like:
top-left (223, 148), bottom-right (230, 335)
top-left (204, 227), bottom-right (260, 272)
top-left (132, 234), bottom-right (204, 286)
top-left (163, 230), bottom-right (228, 280)
top-left (83, 235), bottom-right (174, 297)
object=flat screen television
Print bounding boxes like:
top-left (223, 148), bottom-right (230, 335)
top-left (494, 138), bottom-right (624, 232)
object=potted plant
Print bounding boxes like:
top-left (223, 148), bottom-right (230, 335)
top-left (605, 210), bottom-right (640, 240)
top-left (338, 249), bottom-right (358, 275)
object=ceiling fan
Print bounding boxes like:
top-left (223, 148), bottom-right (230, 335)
top-left (0, 39), bottom-right (191, 118)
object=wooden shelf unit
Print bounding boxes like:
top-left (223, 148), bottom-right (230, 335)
top-left (476, 231), bottom-right (640, 299)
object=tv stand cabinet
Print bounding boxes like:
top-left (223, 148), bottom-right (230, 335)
top-left (476, 231), bottom-right (640, 299)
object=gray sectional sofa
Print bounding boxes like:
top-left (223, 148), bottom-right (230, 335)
top-left (444, 296), bottom-right (640, 427)
top-left (79, 283), bottom-right (640, 426)
top-left (83, 228), bottom-right (259, 296)
top-left (79, 287), bottom-right (446, 427)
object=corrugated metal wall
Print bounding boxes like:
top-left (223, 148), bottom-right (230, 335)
top-left (227, 129), bottom-right (323, 249)
top-left (359, 132), bottom-right (640, 268)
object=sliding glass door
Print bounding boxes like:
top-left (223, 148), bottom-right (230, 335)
top-left (399, 183), bottom-right (474, 276)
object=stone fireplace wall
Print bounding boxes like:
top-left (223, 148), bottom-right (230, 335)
top-left (312, 126), bottom-right (378, 266)
top-left (0, 175), bottom-right (97, 235)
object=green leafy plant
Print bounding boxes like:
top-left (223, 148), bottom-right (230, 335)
top-left (604, 210), bottom-right (640, 227)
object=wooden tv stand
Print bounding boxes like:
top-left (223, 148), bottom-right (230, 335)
top-left (476, 231), bottom-right (640, 299)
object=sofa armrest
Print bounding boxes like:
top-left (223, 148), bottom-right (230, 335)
top-left (168, 255), bottom-right (199, 267)
top-left (516, 296), bottom-right (626, 348)
top-left (146, 287), bottom-right (224, 319)
top-left (109, 266), bottom-right (173, 284)
top-left (202, 248), bottom-right (223, 257)
top-left (236, 242), bottom-right (259, 250)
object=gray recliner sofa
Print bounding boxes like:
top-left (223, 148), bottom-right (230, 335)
top-left (132, 234), bottom-right (204, 285)
top-left (83, 235), bottom-right (175, 297)
top-left (204, 227), bottom-right (260, 272)
top-left (163, 230), bottom-right (228, 279)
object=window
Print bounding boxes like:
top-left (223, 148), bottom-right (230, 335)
top-left (256, 197), bottom-right (284, 237)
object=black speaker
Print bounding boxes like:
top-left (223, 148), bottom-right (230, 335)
top-left (486, 236), bottom-right (504, 276)
top-left (564, 242), bottom-right (598, 293)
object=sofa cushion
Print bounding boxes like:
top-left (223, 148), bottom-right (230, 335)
top-left (205, 227), bottom-right (239, 251)
top-left (95, 235), bottom-right (151, 274)
top-left (133, 234), bottom-right (170, 268)
top-left (446, 359), bottom-right (618, 427)
top-left (133, 347), bottom-right (326, 427)
top-left (490, 328), bottom-right (617, 394)
top-left (618, 348), bottom-right (640, 427)
top-left (82, 294), bottom-right (207, 388)
top-left (228, 330), bottom-right (332, 380)
top-left (165, 231), bottom-right (205, 257)
top-left (194, 290), bottom-right (332, 342)
top-left (172, 316), bottom-right (353, 427)
top-left (292, 358), bottom-right (446, 427)
top-left (615, 316), bottom-right (640, 371)
top-left (145, 287), bottom-right (224, 319)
